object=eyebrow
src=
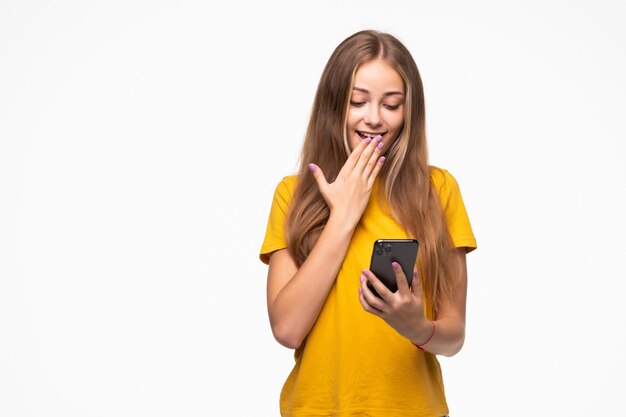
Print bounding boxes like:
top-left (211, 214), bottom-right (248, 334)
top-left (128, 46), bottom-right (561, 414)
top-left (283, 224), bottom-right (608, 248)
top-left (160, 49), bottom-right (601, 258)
top-left (353, 87), bottom-right (405, 97)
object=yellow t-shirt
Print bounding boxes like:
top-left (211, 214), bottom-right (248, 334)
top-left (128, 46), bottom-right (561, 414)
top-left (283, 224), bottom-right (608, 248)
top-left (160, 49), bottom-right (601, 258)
top-left (259, 167), bottom-right (477, 417)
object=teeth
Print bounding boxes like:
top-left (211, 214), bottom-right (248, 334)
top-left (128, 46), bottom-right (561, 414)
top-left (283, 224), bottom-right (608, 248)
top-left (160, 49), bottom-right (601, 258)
top-left (359, 131), bottom-right (383, 139)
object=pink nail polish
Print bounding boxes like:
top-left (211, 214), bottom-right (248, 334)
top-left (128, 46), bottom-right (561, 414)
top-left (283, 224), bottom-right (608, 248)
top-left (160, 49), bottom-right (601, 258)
top-left (364, 137), bottom-right (372, 144)
top-left (308, 163), bottom-right (316, 172)
top-left (374, 135), bottom-right (383, 142)
top-left (392, 262), bottom-right (399, 269)
top-left (377, 142), bottom-right (384, 150)
top-left (360, 275), bottom-right (365, 283)
top-left (379, 156), bottom-right (386, 164)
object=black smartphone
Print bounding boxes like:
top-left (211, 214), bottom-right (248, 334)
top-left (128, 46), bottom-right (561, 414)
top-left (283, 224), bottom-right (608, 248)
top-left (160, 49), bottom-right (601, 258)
top-left (368, 239), bottom-right (419, 297)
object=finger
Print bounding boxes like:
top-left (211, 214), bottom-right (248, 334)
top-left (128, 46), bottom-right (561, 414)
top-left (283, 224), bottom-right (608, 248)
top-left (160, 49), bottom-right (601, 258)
top-left (359, 287), bottom-right (383, 318)
top-left (393, 261), bottom-right (411, 294)
top-left (363, 135), bottom-right (384, 178)
top-left (362, 138), bottom-right (384, 179)
top-left (362, 269), bottom-right (394, 304)
top-left (366, 156), bottom-right (386, 188)
top-left (410, 270), bottom-right (423, 299)
top-left (354, 135), bottom-right (382, 174)
top-left (343, 136), bottom-right (373, 173)
top-left (308, 163), bottom-right (329, 195)
top-left (359, 275), bottom-right (386, 315)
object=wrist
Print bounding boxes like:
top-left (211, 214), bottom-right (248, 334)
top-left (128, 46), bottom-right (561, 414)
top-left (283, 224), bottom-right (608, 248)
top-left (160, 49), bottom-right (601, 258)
top-left (327, 210), bottom-right (359, 234)
top-left (411, 320), bottom-right (436, 351)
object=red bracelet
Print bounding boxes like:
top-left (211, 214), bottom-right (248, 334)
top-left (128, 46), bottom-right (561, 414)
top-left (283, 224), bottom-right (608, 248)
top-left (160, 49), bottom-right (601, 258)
top-left (414, 320), bottom-right (436, 351)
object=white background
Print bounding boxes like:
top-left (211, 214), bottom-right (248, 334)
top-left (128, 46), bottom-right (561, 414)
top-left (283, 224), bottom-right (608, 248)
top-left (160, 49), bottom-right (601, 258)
top-left (1, 1), bottom-right (625, 416)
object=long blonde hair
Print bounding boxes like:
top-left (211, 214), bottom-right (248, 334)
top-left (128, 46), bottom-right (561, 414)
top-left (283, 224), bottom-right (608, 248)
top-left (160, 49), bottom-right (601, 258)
top-left (285, 30), bottom-right (461, 315)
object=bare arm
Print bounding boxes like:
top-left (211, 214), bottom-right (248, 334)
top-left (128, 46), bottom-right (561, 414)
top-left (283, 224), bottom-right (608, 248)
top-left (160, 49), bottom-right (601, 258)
top-left (267, 135), bottom-right (385, 349)
top-left (267, 215), bottom-right (354, 349)
top-left (414, 249), bottom-right (468, 356)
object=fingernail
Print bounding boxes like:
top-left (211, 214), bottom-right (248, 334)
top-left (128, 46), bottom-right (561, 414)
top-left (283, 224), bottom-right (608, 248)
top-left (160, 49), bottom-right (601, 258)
top-left (362, 270), bottom-right (369, 276)
top-left (379, 156), bottom-right (386, 164)
top-left (374, 135), bottom-right (383, 142)
top-left (359, 287), bottom-right (362, 295)
top-left (360, 275), bottom-right (365, 283)
top-left (308, 163), bottom-right (316, 172)
top-left (377, 142), bottom-right (384, 150)
top-left (364, 137), bottom-right (372, 144)
top-left (392, 262), bottom-right (399, 270)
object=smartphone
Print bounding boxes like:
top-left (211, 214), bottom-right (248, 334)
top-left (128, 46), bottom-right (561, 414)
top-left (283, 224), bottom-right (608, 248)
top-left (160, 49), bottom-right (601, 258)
top-left (368, 239), bottom-right (419, 297)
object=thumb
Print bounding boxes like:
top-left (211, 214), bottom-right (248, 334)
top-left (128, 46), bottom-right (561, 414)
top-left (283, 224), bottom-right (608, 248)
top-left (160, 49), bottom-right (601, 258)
top-left (308, 163), bottom-right (328, 193)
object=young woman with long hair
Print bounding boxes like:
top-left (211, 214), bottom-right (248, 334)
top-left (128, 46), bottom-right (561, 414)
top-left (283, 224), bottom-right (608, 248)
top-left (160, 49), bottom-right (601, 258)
top-left (260, 29), bottom-right (477, 417)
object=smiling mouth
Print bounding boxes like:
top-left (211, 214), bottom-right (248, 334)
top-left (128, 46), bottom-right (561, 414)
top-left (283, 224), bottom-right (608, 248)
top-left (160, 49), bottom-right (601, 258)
top-left (357, 131), bottom-right (387, 140)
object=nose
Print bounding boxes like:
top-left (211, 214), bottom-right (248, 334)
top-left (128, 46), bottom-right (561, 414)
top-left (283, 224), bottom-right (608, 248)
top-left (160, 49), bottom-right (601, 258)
top-left (364, 105), bottom-right (382, 127)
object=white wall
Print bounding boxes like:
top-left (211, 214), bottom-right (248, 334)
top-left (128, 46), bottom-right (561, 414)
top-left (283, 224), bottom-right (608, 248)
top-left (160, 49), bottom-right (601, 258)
top-left (1, 1), bottom-right (625, 416)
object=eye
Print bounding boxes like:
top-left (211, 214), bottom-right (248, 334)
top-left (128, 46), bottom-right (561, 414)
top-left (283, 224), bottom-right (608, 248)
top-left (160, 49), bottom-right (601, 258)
top-left (350, 101), bottom-right (365, 107)
top-left (384, 104), bottom-right (401, 110)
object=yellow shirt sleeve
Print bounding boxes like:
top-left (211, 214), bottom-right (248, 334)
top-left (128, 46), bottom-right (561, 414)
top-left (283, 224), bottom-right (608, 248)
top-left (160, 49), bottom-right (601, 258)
top-left (432, 167), bottom-right (477, 252)
top-left (259, 176), bottom-right (296, 264)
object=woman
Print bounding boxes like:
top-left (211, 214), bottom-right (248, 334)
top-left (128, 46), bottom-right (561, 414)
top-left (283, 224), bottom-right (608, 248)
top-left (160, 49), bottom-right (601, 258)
top-left (260, 29), bottom-right (477, 417)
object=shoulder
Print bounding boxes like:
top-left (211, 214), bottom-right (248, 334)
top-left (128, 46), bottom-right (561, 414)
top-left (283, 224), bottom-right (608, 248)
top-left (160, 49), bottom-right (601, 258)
top-left (274, 174), bottom-right (298, 195)
top-left (429, 165), bottom-right (459, 192)
top-left (281, 174), bottom-right (298, 188)
top-left (271, 174), bottom-right (299, 205)
top-left (428, 165), bottom-right (466, 211)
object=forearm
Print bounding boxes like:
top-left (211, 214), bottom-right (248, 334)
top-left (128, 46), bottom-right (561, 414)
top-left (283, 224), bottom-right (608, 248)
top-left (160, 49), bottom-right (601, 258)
top-left (416, 249), bottom-right (468, 356)
top-left (269, 213), bottom-right (355, 348)
top-left (411, 316), bottom-right (465, 357)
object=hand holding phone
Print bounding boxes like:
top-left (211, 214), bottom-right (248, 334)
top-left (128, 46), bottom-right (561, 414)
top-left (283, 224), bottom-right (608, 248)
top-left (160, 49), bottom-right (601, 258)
top-left (368, 239), bottom-right (419, 298)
